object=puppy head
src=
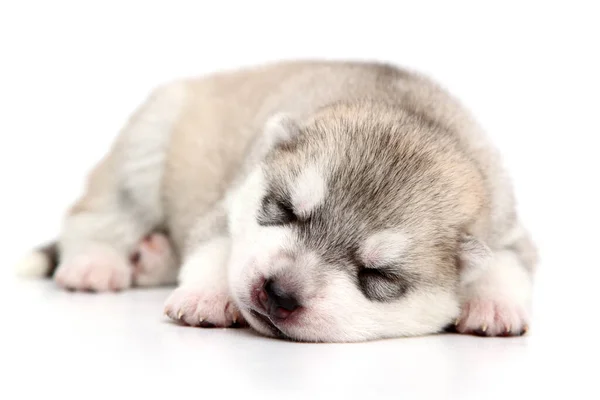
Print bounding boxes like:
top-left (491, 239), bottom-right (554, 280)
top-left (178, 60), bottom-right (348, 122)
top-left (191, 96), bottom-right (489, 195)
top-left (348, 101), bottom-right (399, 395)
top-left (226, 103), bottom-right (489, 342)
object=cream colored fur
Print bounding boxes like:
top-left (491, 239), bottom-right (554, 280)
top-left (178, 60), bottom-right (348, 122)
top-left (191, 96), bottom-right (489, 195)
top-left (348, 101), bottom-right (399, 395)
top-left (17, 61), bottom-right (537, 341)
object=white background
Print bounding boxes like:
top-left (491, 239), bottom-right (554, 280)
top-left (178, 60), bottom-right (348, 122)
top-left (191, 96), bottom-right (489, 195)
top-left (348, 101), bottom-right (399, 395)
top-left (0, 1), bottom-right (598, 399)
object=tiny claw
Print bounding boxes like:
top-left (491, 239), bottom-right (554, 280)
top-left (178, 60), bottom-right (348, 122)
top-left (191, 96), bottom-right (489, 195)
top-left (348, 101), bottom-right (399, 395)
top-left (454, 318), bottom-right (460, 326)
top-left (164, 307), bottom-right (169, 316)
top-left (506, 325), bottom-right (512, 334)
top-left (177, 310), bottom-right (183, 320)
top-left (199, 321), bottom-right (216, 328)
top-left (481, 324), bottom-right (488, 333)
top-left (522, 325), bottom-right (529, 334)
top-left (232, 314), bottom-right (238, 324)
top-left (198, 317), bottom-right (204, 324)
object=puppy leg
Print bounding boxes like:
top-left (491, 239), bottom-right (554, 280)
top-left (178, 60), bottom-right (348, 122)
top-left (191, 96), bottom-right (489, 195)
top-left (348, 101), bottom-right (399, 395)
top-left (53, 155), bottom-right (143, 291)
top-left (54, 191), bottom-right (153, 292)
top-left (54, 83), bottom-right (186, 291)
top-left (163, 236), bottom-right (245, 328)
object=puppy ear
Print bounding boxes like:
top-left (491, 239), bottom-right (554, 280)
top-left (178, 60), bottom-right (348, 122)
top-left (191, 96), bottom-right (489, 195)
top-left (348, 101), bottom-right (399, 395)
top-left (458, 235), bottom-right (492, 285)
top-left (263, 113), bottom-right (301, 149)
top-left (241, 113), bottom-right (302, 168)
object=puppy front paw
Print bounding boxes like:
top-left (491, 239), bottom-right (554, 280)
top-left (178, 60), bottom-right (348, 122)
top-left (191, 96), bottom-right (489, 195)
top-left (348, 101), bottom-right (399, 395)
top-left (452, 297), bottom-right (529, 337)
top-left (54, 245), bottom-right (132, 292)
top-left (164, 286), bottom-right (246, 328)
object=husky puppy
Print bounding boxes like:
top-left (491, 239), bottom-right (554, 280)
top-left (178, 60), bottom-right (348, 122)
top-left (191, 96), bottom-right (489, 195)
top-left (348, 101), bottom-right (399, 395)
top-left (17, 61), bottom-right (537, 342)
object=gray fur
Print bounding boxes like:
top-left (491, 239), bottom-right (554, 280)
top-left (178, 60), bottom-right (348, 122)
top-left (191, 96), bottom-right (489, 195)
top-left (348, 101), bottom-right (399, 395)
top-left (22, 60), bottom-right (536, 341)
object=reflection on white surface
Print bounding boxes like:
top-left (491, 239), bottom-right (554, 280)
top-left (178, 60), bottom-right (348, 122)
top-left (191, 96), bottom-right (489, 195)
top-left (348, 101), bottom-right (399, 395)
top-left (2, 278), bottom-right (591, 399)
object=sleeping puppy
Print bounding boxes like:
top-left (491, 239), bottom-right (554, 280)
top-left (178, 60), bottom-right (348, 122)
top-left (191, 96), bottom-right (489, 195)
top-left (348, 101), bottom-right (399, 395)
top-left (16, 60), bottom-right (537, 342)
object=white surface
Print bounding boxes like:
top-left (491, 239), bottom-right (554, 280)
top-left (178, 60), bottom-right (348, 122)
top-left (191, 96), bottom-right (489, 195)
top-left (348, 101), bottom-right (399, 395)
top-left (1, 1), bottom-right (599, 399)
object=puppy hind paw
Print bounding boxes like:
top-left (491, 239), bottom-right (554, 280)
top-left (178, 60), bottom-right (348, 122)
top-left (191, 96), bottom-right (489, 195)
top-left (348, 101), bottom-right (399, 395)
top-left (130, 232), bottom-right (178, 287)
top-left (54, 245), bottom-right (132, 292)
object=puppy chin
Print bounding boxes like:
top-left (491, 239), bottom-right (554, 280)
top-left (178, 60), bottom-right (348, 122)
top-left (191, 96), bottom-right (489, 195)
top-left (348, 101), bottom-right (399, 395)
top-left (238, 308), bottom-right (279, 338)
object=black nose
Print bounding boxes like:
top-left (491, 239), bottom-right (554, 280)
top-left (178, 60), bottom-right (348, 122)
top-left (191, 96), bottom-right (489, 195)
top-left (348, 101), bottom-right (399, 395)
top-left (262, 278), bottom-right (300, 319)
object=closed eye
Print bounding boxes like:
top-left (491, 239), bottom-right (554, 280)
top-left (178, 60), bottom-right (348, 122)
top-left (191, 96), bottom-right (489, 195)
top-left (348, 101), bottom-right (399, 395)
top-left (257, 196), bottom-right (298, 226)
top-left (357, 264), bottom-right (412, 302)
top-left (276, 200), bottom-right (297, 223)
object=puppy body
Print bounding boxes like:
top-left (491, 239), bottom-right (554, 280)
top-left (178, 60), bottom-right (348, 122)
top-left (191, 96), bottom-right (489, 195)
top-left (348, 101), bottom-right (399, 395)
top-left (18, 61), bottom-right (537, 341)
